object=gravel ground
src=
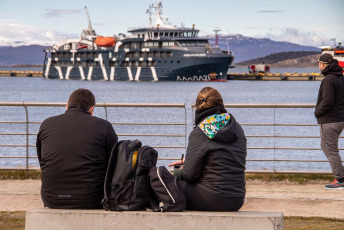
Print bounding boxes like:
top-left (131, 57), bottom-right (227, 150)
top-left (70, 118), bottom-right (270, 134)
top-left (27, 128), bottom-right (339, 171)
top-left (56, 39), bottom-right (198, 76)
top-left (0, 180), bottom-right (343, 219)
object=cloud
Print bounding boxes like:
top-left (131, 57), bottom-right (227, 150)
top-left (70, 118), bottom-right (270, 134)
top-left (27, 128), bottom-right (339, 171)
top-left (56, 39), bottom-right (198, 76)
top-left (0, 22), bottom-right (77, 46)
top-left (257, 10), bottom-right (285, 13)
top-left (44, 9), bottom-right (83, 17)
top-left (260, 27), bottom-right (331, 47)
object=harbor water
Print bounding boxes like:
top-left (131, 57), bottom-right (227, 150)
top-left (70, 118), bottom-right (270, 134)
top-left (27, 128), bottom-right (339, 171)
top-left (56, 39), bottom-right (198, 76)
top-left (0, 68), bottom-right (342, 173)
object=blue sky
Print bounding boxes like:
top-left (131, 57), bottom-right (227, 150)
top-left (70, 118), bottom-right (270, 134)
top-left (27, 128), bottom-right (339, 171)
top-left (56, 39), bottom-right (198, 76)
top-left (0, 0), bottom-right (343, 47)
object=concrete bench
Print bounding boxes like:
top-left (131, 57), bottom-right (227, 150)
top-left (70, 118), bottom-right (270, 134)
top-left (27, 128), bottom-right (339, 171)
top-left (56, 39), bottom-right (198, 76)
top-left (25, 208), bottom-right (283, 230)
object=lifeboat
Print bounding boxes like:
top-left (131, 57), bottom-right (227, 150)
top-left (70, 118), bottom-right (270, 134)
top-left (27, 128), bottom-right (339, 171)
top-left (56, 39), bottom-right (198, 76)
top-left (78, 43), bottom-right (88, 49)
top-left (95, 36), bottom-right (116, 47)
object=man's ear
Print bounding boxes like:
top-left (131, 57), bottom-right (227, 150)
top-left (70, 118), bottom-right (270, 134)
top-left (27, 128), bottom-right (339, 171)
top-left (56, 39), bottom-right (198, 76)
top-left (89, 106), bottom-right (95, 116)
top-left (66, 105), bottom-right (68, 110)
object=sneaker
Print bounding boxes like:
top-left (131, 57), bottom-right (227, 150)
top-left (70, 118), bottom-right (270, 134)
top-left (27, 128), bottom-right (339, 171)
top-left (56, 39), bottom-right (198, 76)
top-left (325, 179), bottom-right (344, 189)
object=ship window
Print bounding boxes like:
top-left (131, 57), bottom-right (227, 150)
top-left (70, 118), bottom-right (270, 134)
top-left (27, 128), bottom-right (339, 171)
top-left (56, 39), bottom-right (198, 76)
top-left (169, 32), bottom-right (174, 37)
top-left (169, 42), bottom-right (174, 47)
top-left (153, 42), bottom-right (159, 47)
top-left (162, 42), bottom-right (169, 47)
top-left (159, 32), bottom-right (163, 37)
top-left (142, 34), bottom-right (145, 39)
top-left (183, 32), bottom-right (188, 37)
top-left (154, 32), bottom-right (158, 38)
top-left (188, 32), bottom-right (192, 37)
top-left (179, 32), bottom-right (183, 37)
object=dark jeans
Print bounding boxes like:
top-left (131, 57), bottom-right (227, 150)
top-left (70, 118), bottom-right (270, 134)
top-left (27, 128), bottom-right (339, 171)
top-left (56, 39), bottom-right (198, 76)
top-left (181, 181), bottom-right (244, 211)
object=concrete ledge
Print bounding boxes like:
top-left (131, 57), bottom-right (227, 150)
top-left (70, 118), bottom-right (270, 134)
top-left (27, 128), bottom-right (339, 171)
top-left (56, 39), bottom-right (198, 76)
top-left (25, 208), bottom-right (283, 230)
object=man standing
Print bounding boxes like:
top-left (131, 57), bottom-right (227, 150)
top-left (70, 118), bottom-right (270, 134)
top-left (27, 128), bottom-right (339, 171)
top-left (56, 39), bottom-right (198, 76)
top-left (36, 89), bottom-right (118, 208)
top-left (315, 53), bottom-right (344, 189)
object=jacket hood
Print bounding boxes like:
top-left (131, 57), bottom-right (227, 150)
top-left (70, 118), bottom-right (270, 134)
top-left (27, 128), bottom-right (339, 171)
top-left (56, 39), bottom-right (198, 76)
top-left (322, 60), bottom-right (343, 77)
top-left (198, 113), bottom-right (239, 143)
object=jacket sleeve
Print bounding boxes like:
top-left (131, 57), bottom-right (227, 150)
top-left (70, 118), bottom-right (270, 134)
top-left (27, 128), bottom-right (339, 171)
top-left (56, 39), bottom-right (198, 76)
top-left (315, 77), bottom-right (335, 117)
top-left (105, 123), bottom-right (118, 162)
top-left (181, 129), bottom-right (208, 182)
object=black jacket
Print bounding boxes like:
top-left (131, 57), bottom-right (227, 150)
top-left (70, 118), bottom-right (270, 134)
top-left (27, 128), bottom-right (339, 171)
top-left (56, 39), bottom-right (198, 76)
top-left (315, 61), bottom-right (344, 124)
top-left (36, 107), bottom-right (118, 209)
top-left (181, 107), bottom-right (247, 197)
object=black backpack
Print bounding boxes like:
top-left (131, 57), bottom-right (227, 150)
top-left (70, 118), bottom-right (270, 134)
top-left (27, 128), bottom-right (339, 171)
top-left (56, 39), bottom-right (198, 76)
top-left (148, 166), bottom-right (186, 212)
top-left (102, 140), bottom-right (158, 211)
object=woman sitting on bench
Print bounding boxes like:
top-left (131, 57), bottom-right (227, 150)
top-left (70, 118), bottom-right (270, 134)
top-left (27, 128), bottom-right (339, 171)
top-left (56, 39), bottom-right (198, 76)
top-left (169, 87), bottom-right (247, 211)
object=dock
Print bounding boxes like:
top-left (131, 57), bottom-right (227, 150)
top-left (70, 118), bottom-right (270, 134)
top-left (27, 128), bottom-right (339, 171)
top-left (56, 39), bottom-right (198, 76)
top-left (227, 72), bottom-right (324, 81)
top-left (0, 70), bottom-right (43, 78)
top-left (0, 70), bottom-right (325, 81)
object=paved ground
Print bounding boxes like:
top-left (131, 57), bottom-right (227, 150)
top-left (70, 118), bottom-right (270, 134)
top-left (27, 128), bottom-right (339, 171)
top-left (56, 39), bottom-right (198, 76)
top-left (0, 180), bottom-right (343, 219)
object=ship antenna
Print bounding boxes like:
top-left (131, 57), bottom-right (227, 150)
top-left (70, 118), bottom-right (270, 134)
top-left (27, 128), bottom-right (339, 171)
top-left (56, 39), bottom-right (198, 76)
top-left (147, 4), bottom-right (152, 27)
top-left (85, 6), bottom-right (93, 30)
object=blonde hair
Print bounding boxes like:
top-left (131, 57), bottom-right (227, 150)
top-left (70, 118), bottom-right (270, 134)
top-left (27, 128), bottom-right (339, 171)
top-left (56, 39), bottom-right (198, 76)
top-left (195, 87), bottom-right (224, 110)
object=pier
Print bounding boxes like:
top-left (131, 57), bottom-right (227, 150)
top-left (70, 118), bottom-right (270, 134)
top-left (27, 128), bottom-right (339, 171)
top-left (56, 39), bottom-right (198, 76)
top-left (0, 70), bottom-right (42, 78)
top-left (0, 71), bottom-right (324, 81)
top-left (227, 72), bottom-right (324, 81)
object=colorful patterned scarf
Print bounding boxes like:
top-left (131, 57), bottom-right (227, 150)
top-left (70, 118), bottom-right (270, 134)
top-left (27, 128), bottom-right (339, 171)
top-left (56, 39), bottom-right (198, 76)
top-left (198, 113), bottom-right (231, 138)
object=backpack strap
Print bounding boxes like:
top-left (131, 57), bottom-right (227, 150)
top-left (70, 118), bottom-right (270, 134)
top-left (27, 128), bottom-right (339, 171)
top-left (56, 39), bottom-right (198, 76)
top-left (147, 176), bottom-right (161, 212)
top-left (102, 140), bottom-right (123, 210)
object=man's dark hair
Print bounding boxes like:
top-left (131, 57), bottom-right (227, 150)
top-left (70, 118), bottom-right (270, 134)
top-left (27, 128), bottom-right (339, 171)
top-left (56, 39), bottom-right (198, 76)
top-left (67, 88), bottom-right (95, 110)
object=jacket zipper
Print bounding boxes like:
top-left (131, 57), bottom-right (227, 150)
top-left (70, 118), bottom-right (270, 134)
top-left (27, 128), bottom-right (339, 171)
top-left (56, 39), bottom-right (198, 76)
top-left (157, 167), bottom-right (175, 204)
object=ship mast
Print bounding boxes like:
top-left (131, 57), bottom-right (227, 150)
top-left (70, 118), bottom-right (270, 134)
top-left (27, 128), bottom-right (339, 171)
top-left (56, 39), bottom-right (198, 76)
top-left (146, 2), bottom-right (175, 29)
top-left (85, 6), bottom-right (93, 30)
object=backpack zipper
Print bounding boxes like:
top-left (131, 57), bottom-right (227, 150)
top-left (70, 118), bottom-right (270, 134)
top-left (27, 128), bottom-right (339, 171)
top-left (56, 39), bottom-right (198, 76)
top-left (157, 167), bottom-right (175, 204)
top-left (174, 177), bottom-right (181, 199)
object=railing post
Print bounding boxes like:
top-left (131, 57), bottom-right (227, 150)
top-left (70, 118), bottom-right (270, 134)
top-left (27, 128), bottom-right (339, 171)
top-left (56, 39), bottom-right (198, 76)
top-left (104, 106), bottom-right (108, 121)
top-left (273, 106), bottom-right (276, 181)
top-left (184, 105), bottom-right (187, 150)
top-left (24, 104), bottom-right (29, 179)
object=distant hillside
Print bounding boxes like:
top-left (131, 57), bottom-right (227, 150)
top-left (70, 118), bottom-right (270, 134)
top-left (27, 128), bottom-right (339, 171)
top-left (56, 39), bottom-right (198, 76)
top-left (271, 54), bottom-right (320, 68)
top-left (236, 51), bottom-right (320, 67)
top-left (206, 34), bottom-right (321, 63)
top-left (0, 34), bottom-right (321, 65)
top-left (0, 45), bottom-right (48, 66)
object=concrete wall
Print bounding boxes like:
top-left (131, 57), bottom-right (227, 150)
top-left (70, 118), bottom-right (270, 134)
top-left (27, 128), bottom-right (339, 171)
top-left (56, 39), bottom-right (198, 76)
top-left (25, 208), bottom-right (283, 230)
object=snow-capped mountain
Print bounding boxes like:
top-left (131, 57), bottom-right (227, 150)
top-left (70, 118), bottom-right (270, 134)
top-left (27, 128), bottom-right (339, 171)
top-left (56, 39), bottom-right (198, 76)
top-left (0, 34), bottom-right (321, 66)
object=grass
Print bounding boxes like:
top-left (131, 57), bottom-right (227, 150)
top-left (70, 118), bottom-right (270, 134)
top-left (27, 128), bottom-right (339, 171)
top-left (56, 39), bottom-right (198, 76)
top-left (0, 212), bottom-right (343, 230)
top-left (0, 170), bottom-right (335, 183)
top-left (245, 173), bottom-right (334, 184)
top-left (0, 212), bottom-right (25, 230)
top-left (0, 170), bottom-right (41, 180)
top-left (285, 216), bottom-right (344, 230)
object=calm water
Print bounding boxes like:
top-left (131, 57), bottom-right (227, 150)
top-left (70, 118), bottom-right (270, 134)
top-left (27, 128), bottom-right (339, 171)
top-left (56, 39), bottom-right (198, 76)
top-left (0, 71), bottom-right (342, 172)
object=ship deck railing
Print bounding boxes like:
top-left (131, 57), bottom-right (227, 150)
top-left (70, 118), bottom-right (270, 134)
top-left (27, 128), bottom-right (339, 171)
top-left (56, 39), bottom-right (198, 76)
top-left (0, 102), bottom-right (342, 178)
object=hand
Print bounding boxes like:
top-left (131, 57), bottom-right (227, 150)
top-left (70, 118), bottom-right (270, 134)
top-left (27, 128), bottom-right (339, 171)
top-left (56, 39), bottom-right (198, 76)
top-left (168, 160), bottom-right (183, 167)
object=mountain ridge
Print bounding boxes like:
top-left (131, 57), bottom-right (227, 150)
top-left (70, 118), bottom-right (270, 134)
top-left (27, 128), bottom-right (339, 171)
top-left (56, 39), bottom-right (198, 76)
top-left (0, 34), bottom-right (321, 66)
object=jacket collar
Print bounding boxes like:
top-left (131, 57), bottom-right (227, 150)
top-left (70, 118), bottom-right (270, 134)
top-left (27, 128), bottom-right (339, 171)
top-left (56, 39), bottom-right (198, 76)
top-left (65, 106), bottom-right (91, 115)
top-left (195, 106), bottom-right (227, 126)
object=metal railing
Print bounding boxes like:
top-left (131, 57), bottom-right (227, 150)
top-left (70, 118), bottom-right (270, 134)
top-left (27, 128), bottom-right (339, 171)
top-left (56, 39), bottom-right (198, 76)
top-left (0, 102), bottom-right (187, 178)
top-left (216, 103), bottom-right (343, 174)
top-left (1, 102), bottom-right (343, 178)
